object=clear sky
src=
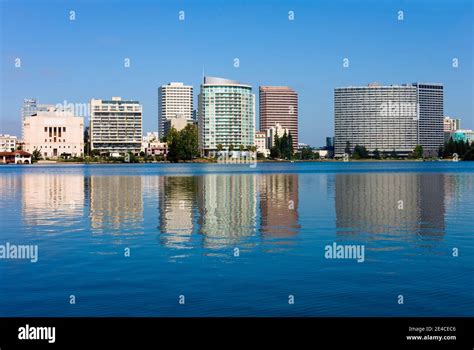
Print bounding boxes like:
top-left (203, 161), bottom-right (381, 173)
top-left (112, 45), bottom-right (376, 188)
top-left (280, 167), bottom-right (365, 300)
top-left (1, 0), bottom-right (473, 146)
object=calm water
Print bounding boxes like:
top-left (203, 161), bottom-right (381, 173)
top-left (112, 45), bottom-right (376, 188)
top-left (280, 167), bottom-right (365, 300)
top-left (0, 162), bottom-right (473, 316)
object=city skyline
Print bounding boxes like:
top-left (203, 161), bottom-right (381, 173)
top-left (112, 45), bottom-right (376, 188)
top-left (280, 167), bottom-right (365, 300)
top-left (1, 0), bottom-right (472, 145)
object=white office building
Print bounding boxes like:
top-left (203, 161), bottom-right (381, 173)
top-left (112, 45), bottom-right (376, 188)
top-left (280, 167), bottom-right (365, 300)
top-left (90, 97), bottom-right (142, 155)
top-left (334, 82), bottom-right (444, 157)
top-left (158, 82), bottom-right (193, 138)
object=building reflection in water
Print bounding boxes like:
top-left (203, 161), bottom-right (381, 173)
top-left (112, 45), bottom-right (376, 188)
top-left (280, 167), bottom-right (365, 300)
top-left (158, 176), bottom-right (197, 248)
top-left (22, 173), bottom-right (84, 228)
top-left (197, 174), bottom-right (258, 249)
top-left (335, 173), bottom-right (445, 239)
top-left (89, 176), bottom-right (143, 235)
top-left (259, 174), bottom-right (300, 238)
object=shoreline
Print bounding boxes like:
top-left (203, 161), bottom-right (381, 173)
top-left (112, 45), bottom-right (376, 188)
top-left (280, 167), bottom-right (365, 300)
top-left (2, 158), bottom-right (463, 165)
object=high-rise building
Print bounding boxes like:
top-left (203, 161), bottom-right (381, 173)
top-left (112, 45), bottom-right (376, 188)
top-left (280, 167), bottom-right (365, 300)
top-left (90, 97), bottom-right (142, 155)
top-left (23, 106), bottom-right (84, 158)
top-left (334, 83), bottom-right (444, 157)
top-left (158, 82), bottom-right (193, 138)
top-left (198, 76), bottom-right (255, 156)
top-left (259, 86), bottom-right (298, 149)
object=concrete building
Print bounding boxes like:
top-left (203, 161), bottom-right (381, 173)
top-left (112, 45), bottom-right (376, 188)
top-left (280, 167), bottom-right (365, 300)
top-left (266, 123), bottom-right (289, 149)
top-left (23, 106), bottom-right (84, 158)
top-left (255, 131), bottom-right (269, 157)
top-left (90, 97), bottom-right (142, 155)
top-left (0, 134), bottom-right (17, 152)
top-left (259, 86), bottom-right (298, 149)
top-left (334, 82), bottom-right (444, 157)
top-left (163, 114), bottom-right (195, 136)
top-left (158, 82), bottom-right (193, 138)
top-left (198, 76), bottom-right (255, 156)
top-left (443, 116), bottom-right (461, 142)
top-left (21, 98), bottom-right (51, 139)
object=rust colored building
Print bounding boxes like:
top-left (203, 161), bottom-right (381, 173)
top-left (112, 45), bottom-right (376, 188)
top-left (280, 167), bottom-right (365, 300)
top-left (259, 86), bottom-right (298, 149)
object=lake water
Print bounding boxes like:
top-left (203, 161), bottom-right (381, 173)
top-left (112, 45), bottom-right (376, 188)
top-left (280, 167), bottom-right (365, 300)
top-left (0, 162), bottom-right (473, 316)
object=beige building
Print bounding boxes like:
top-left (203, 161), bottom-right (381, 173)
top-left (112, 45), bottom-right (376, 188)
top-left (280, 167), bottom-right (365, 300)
top-left (163, 114), bottom-right (194, 136)
top-left (23, 107), bottom-right (84, 158)
top-left (254, 131), bottom-right (269, 157)
top-left (0, 134), bottom-right (17, 152)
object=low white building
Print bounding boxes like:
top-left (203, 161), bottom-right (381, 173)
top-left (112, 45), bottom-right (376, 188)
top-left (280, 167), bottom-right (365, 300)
top-left (0, 134), bottom-right (17, 152)
top-left (266, 123), bottom-right (289, 149)
top-left (23, 106), bottom-right (84, 158)
top-left (255, 131), bottom-right (269, 157)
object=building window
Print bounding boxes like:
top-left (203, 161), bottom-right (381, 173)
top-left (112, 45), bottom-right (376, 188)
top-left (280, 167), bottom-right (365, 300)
top-left (63, 127), bottom-right (66, 132)
top-left (44, 127), bottom-right (47, 132)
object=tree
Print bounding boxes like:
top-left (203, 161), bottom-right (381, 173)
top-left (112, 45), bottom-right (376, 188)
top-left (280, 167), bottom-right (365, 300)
top-left (463, 145), bottom-right (474, 161)
top-left (300, 147), bottom-right (315, 160)
top-left (166, 124), bottom-right (199, 162)
top-left (239, 144), bottom-right (244, 152)
top-left (32, 148), bottom-right (42, 162)
top-left (344, 141), bottom-right (352, 156)
top-left (270, 135), bottom-right (281, 159)
top-left (217, 144), bottom-right (224, 152)
top-left (437, 145), bottom-right (444, 158)
top-left (410, 145), bottom-right (424, 159)
top-left (229, 144), bottom-right (234, 152)
top-left (139, 151), bottom-right (145, 157)
top-left (353, 145), bottom-right (369, 159)
top-left (373, 149), bottom-right (381, 159)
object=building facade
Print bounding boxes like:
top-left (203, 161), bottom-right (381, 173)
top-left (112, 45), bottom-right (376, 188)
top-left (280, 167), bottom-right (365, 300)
top-left (266, 123), bottom-right (289, 149)
top-left (163, 114), bottom-right (195, 136)
top-left (23, 106), bottom-right (84, 158)
top-left (254, 131), bottom-right (269, 157)
top-left (0, 134), bottom-right (17, 152)
top-left (198, 77), bottom-right (255, 156)
top-left (443, 116), bottom-right (461, 142)
top-left (334, 83), bottom-right (444, 157)
top-left (259, 86), bottom-right (298, 149)
top-left (158, 82), bottom-right (193, 138)
top-left (21, 98), bottom-right (52, 139)
top-left (90, 97), bottom-right (142, 155)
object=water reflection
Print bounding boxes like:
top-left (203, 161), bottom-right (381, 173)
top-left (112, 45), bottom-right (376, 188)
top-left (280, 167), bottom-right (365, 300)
top-left (22, 173), bottom-right (84, 228)
top-left (197, 175), bottom-right (258, 248)
top-left (89, 176), bottom-right (143, 234)
top-left (12, 170), bottom-right (454, 249)
top-left (335, 173), bottom-right (445, 238)
top-left (158, 176), bottom-right (197, 248)
top-left (259, 174), bottom-right (300, 238)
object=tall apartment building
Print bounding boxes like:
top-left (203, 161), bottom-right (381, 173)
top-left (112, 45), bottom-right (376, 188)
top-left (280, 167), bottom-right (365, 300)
top-left (259, 86), bottom-right (298, 149)
top-left (23, 106), bottom-right (84, 158)
top-left (90, 97), bottom-right (142, 155)
top-left (158, 82), bottom-right (193, 138)
top-left (198, 76), bottom-right (255, 156)
top-left (0, 134), bottom-right (17, 152)
top-left (334, 83), bottom-right (444, 157)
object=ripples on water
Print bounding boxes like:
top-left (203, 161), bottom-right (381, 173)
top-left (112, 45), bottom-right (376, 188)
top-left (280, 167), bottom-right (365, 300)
top-left (0, 162), bottom-right (473, 316)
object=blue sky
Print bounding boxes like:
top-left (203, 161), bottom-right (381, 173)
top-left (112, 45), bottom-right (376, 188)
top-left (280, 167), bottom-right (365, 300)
top-left (1, 0), bottom-right (472, 146)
